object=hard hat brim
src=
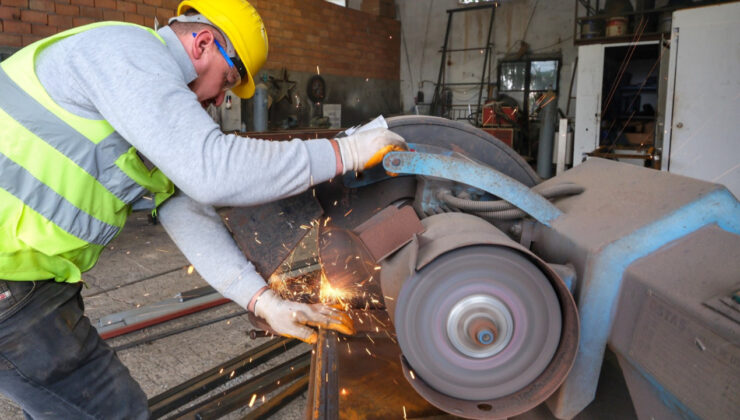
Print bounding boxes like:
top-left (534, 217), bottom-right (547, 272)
top-left (232, 72), bottom-right (255, 99)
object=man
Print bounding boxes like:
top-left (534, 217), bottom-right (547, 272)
top-left (0, 0), bottom-right (405, 418)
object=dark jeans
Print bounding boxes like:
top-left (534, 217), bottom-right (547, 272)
top-left (0, 280), bottom-right (149, 419)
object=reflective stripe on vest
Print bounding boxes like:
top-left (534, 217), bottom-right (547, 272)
top-left (0, 68), bottom-right (147, 209)
top-left (0, 153), bottom-right (119, 245)
top-left (0, 22), bottom-right (174, 282)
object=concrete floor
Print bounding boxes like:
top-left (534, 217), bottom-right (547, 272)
top-left (0, 213), bottom-right (638, 419)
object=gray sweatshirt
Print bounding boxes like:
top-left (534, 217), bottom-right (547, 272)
top-left (35, 24), bottom-right (337, 309)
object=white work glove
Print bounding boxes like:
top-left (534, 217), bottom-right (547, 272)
top-left (253, 289), bottom-right (355, 344)
top-left (335, 127), bottom-right (407, 173)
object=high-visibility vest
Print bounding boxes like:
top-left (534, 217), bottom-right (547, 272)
top-left (0, 22), bottom-right (175, 283)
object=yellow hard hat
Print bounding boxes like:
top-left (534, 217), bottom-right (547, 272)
top-left (177, 0), bottom-right (268, 99)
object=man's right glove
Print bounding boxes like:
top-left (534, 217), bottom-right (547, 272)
top-left (253, 289), bottom-right (355, 344)
top-left (335, 127), bottom-right (406, 173)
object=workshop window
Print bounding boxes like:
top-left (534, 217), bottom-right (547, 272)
top-left (498, 59), bottom-right (560, 119)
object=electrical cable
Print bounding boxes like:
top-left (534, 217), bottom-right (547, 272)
top-left (602, 16), bottom-right (648, 120)
top-left (438, 183), bottom-right (584, 213)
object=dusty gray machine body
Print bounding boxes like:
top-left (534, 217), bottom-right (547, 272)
top-left (230, 116), bottom-right (740, 419)
top-left (362, 117), bottom-right (739, 419)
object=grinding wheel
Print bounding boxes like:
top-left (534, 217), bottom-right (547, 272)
top-left (395, 245), bottom-right (561, 401)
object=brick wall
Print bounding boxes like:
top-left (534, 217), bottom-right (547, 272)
top-left (0, 0), bottom-right (400, 80)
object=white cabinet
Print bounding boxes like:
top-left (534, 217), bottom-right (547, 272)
top-left (574, 40), bottom-right (663, 167)
top-left (662, 3), bottom-right (740, 198)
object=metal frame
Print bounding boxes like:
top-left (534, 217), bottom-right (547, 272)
top-left (430, 3), bottom-right (496, 122)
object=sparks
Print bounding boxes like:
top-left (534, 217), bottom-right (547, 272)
top-left (249, 394), bottom-right (257, 407)
top-left (186, 265), bottom-right (194, 274)
top-left (410, 370), bottom-right (415, 380)
top-left (344, 209), bottom-right (353, 217)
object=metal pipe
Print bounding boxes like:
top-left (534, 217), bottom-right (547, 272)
top-left (431, 11), bottom-right (453, 116)
top-left (438, 183), bottom-right (585, 212)
top-left (148, 337), bottom-right (300, 419)
top-left (247, 329), bottom-right (273, 340)
top-left (241, 376), bottom-right (309, 420)
top-left (477, 6), bottom-right (496, 122)
top-left (537, 92), bottom-right (558, 179)
top-left (185, 353), bottom-right (310, 420)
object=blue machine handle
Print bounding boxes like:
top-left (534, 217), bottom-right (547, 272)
top-left (383, 151), bottom-right (563, 227)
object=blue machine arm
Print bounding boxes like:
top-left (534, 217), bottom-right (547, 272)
top-left (383, 151), bottom-right (562, 227)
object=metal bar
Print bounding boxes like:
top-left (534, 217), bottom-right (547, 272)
top-left (175, 352), bottom-right (311, 420)
top-left (306, 330), bottom-right (338, 420)
top-left (248, 329), bottom-right (274, 340)
top-left (112, 311), bottom-right (245, 352)
top-left (556, 118), bottom-right (568, 175)
top-left (447, 3), bottom-right (497, 13)
top-left (437, 82), bottom-right (494, 86)
top-left (566, 55), bottom-right (578, 116)
top-left (477, 5), bottom-right (496, 124)
top-left (573, 0), bottom-right (578, 45)
top-left (383, 152), bottom-right (563, 226)
top-left (98, 294), bottom-right (232, 340)
top-left (431, 10), bottom-right (454, 116)
top-left (242, 375), bottom-right (309, 420)
top-left (148, 337), bottom-right (299, 418)
top-left (437, 46), bottom-right (492, 53)
top-left (576, 5), bottom-right (685, 21)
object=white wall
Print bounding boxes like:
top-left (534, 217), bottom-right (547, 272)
top-left (397, 0), bottom-right (578, 117)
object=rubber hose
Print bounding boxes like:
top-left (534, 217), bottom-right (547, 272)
top-left (438, 182), bottom-right (584, 212)
top-left (475, 208), bottom-right (528, 220)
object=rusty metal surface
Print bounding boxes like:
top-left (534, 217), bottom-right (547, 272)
top-left (316, 175), bottom-right (417, 231)
top-left (244, 375), bottom-right (310, 420)
top-left (221, 190), bottom-right (323, 278)
top-left (307, 330), bottom-right (339, 420)
top-left (307, 310), bottom-right (446, 420)
top-left (353, 205), bottom-right (425, 263)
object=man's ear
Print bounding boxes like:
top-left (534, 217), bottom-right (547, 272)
top-left (191, 30), bottom-right (214, 60)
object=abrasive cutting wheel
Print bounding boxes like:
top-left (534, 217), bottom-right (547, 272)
top-left (394, 245), bottom-right (562, 402)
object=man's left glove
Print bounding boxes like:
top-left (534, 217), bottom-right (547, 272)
top-left (335, 127), bottom-right (407, 173)
top-left (253, 289), bottom-right (355, 344)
